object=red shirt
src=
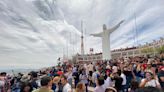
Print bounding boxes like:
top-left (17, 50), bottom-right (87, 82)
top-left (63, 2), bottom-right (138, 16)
top-left (57, 71), bottom-right (63, 76)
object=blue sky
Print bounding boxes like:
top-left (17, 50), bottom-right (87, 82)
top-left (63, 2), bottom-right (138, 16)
top-left (0, 0), bottom-right (164, 69)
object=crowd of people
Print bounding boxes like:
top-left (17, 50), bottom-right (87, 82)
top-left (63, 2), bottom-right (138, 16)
top-left (0, 53), bottom-right (164, 92)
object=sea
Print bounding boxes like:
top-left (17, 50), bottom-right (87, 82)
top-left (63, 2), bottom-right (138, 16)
top-left (0, 68), bottom-right (39, 76)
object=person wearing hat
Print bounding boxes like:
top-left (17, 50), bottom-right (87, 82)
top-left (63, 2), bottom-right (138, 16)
top-left (139, 70), bottom-right (161, 88)
top-left (105, 87), bottom-right (117, 92)
top-left (52, 76), bottom-right (63, 92)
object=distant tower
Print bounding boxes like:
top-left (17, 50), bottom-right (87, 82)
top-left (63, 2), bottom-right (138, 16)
top-left (81, 21), bottom-right (85, 55)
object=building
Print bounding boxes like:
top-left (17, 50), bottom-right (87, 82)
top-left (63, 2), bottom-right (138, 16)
top-left (73, 53), bottom-right (102, 63)
top-left (74, 38), bottom-right (164, 62)
top-left (112, 38), bottom-right (164, 58)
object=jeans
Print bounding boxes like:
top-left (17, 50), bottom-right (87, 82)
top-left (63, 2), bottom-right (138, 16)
top-left (121, 85), bottom-right (127, 92)
top-left (85, 83), bottom-right (88, 92)
top-left (68, 78), bottom-right (72, 88)
top-left (74, 80), bottom-right (79, 88)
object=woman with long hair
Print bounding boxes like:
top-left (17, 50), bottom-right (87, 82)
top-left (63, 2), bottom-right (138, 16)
top-left (139, 70), bottom-right (161, 88)
top-left (20, 82), bottom-right (33, 92)
top-left (75, 82), bottom-right (85, 92)
top-left (79, 68), bottom-right (88, 92)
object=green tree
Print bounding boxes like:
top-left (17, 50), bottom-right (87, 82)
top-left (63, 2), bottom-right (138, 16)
top-left (141, 47), bottom-right (153, 53)
top-left (156, 45), bottom-right (164, 54)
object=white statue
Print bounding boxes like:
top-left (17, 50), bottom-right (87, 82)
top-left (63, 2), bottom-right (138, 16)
top-left (91, 20), bottom-right (124, 60)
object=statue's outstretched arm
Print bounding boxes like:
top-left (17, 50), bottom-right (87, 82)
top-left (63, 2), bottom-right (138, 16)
top-left (109, 20), bottom-right (124, 33)
top-left (90, 32), bottom-right (102, 37)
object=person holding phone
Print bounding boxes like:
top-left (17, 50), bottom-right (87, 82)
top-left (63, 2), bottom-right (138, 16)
top-left (139, 70), bottom-right (161, 88)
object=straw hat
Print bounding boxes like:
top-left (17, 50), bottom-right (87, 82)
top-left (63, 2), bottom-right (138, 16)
top-left (145, 69), bottom-right (153, 75)
top-left (106, 87), bottom-right (117, 92)
top-left (53, 76), bottom-right (60, 84)
top-left (21, 74), bottom-right (29, 82)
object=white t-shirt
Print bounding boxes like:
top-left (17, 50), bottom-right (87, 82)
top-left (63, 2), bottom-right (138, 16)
top-left (73, 67), bottom-right (77, 73)
top-left (92, 72), bottom-right (97, 83)
top-left (120, 73), bottom-right (126, 85)
top-left (106, 65), bottom-right (111, 69)
top-left (112, 66), bottom-right (118, 73)
top-left (94, 86), bottom-right (105, 92)
top-left (67, 73), bottom-right (72, 80)
top-left (0, 80), bottom-right (5, 87)
top-left (95, 65), bottom-right (99, 71)
top-left (80, 74), bottom-right (88, 84)
top-left (63, 83), bottom-right (71, 92)
top-left (141, 79), bottom-right (160, 87)
top-left (103, 77), bottom-right (112, 89)
top-left (65, 72), bottom-right (72, 80)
